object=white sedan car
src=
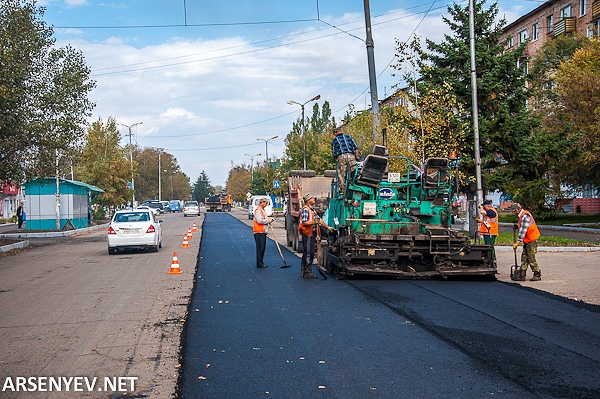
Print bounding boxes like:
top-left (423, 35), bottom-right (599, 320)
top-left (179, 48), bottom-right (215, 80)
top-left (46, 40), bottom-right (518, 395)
top-left (107, 209), bottom-right (163, 254)
top-left (183, 201), bottom-right (200, 217)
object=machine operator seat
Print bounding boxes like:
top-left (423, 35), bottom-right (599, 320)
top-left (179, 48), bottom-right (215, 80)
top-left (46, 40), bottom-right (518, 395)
top-left (355, 147), bottom-right (389, 188)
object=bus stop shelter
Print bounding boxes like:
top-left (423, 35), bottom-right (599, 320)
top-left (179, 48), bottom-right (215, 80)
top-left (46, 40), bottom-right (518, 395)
top-left (23, 178), bottom-right (104, 231)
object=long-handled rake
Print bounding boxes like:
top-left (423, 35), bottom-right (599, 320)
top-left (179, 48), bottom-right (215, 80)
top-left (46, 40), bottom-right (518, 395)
top-left (269, 223), bottom-right (291, 268)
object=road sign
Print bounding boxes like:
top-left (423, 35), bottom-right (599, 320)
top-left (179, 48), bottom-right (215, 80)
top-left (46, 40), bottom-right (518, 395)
top-left (273, 180), bottom-right (280, 189)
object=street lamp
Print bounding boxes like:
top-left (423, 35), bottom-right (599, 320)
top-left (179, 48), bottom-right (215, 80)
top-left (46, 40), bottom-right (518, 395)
top-left (287, 95), bottom-right (320, 170)
top-left (156, 148), bottom-right (164, 201)
top-left (244, 153), bottom-right (262, 180)
top-left (256, 136), bottom-right (278, 163)
top-left (118, 122), bottom-right (143, 207)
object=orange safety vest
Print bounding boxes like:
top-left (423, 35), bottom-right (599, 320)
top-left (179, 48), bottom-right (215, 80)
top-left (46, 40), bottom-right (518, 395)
top-left (298, 205), bottom-right (315, 237)
top-left (518, 209), bottom-right (541, 243)
top-left (253, 207), bottom-right (267, 233)
top-left (479, 207), bottom-right (499, 236)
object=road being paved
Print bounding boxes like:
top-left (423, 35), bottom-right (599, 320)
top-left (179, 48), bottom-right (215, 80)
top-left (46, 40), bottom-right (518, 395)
top-left (179, 212), bottom-right (600, 399)
top-left (1, 208), bottom-right (599, 399)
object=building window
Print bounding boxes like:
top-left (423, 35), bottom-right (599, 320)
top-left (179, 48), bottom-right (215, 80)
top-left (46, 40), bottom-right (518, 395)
top-left (518, 29), bottom-right (529, 44)
top-left (508, 36), bottom-right (514, 48)
top-left (561, 5), bottom-right (572, 18)
top-left (517, 58), bottom-right (528, 75)
top-left (533, 23), bottom-right (539, 40)
top-left (587, 24), bottom-right (594, 38)
top-left (547, 15), bottom-right (554, 33)
top-left (579, 0), bottom-right (586, 17)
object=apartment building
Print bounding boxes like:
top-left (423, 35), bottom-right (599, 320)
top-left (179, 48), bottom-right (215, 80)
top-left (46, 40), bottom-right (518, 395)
top-left (501, 0), bottom-right (599, 68)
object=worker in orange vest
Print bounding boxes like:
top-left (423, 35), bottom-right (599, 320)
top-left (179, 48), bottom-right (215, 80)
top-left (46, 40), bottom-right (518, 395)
top-left (478, 199), bottom-right (499, 265)
top-left (299, 193), bottom-right (333, 278)
top-left (512, 203), bottom-right (542, 281)
top-left (253, 197), bottom-right (274, 268)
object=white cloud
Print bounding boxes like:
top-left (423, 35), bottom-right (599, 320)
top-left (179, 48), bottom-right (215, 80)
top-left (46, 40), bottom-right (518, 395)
top-left (56, 7), bottom-right (451, 186)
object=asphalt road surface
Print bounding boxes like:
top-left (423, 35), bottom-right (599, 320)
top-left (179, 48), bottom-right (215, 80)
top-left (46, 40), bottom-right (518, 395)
top-left (179, 212), bottom-right (600, 399)
top-left (0, 212), bottom-right (199, 399)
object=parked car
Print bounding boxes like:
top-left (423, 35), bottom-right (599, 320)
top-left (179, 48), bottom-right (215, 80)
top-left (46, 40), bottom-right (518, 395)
top-left (161, 201), bottom-right (171, 213)
top-left (144, 201), bottom-right (164, 214)
top-left (248, 195), bottom-right (273, 220)
top-left (137, 205), bottom-right (160, 216)
top-left (107, 209), bottom-right (163, 254)
top-left (183, 201), bottom-right (200, 217)
top-left (169, 200), bottom-right (182, 212)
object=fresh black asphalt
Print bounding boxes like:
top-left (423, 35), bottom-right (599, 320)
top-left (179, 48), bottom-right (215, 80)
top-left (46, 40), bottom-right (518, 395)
top-left (178, 213), bottom-right (600, 399)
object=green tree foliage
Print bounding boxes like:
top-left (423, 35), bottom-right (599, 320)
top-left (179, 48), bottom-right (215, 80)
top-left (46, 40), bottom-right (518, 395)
top-left (77, 117), bottom-right (131, 206)
top-left (192, 171), bottom-right (213, 203)
top-left (392, 0), bottom-right (558, 212)
top-left (283, 101), bottom-right (337, 173)
top-left (0, 0), bottom-right (95, 183)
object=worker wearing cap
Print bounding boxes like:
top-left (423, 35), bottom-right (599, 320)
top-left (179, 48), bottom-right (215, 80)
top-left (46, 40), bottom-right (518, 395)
top-left (478, 199), bottom-right (499, 264)
top-left (331, 126), bottom-right (358, 196)
top-left (512, 203), bottom-right (542, 281)
top-left (299, 193), bottom-right (333, 278)
top-left (253, 197), bottom-right (274, 268)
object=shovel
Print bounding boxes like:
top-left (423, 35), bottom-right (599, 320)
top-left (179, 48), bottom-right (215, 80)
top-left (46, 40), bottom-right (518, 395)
top-left (269, 223), bottom-right (291, 268)
top-left (511, 225), bottom-right (520, 279)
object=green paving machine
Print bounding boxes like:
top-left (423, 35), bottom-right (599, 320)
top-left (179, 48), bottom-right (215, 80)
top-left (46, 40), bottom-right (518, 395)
top-left (318, 145), bottom-right (496, 279)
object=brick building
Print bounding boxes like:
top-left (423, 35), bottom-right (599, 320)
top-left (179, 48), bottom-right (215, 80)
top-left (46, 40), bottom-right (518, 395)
top-left (501, 0), bottom-right (599, 69)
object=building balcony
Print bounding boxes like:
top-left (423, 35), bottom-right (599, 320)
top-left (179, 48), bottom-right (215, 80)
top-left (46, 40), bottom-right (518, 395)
top-left (553, 17), bottom-right (576, 37)
top-left (592, 0), bottom-right (600, 20)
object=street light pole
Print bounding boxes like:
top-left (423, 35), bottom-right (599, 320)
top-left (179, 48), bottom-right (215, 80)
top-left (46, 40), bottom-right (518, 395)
top-left (244, 153), bottom-right (262, 180)
top-left (157, 149), bottom-right (164, 201)
top-left (118, 122), bottom-right (143, 207)
top-left (287, 95), bottom-right (320, 170)
top-left (256, 136), bottom-right (278, 164)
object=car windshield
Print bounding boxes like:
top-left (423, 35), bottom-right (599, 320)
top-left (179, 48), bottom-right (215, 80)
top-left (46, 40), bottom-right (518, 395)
top-left (146, 202), bottom-right (162, 209)
top-left (114, 212), bottom-right (150, 223)
top-left (185, 202), bottom-right (198, 206)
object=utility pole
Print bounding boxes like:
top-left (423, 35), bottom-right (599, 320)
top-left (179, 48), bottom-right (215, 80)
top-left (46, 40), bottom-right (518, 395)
top-left (119, 122), bottom-right (143, 207)
top-left (364, 0), bottom-right (380, 141)
top-left (469, 0), bottom-right (484, 207)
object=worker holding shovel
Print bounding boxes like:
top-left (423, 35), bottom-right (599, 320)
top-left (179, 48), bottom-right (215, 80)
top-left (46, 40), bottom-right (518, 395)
top-left (253, 197), bottom-right (274, 268)
top-left (298, 193), bottom-right (333, 278)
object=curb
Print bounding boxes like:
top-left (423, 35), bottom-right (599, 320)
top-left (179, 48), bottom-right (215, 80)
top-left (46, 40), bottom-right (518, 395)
top-left (494, 246), bottom-right (600, 252)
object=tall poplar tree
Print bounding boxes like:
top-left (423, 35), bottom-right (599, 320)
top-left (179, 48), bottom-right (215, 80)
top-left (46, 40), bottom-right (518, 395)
top-left (0, 0), bottom-right (95, 182)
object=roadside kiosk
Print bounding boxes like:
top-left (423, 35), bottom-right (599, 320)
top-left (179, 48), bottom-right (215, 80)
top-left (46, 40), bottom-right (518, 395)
top-left (23, 178), bottom-right (104, 231)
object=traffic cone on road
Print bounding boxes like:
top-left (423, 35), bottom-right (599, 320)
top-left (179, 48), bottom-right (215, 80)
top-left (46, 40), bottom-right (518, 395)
top-left (187, 227), bottom-right (193, 239)
top-left (181, 233), bottom-right (190, 248)
top-left (168, 251), bottom-right (183, 274)
top-left (192, 222), bottom-right (197, 233)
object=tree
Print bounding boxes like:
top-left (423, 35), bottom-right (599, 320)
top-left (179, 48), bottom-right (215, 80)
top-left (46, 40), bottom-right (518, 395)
top-left (283, 101), bottom-right (337, 173)
top-left (393, 0), bottom-right (555, 211)
top-left (554, 38), bottom-right (600, 190)
top-left (192, 171), bottom-right (213, 203)
top-left (77, 117), bottom-right (131, 206)
top-left (0, 0), bottom-right (95, 183)
top-left (226, 166), bottom-right (251, 202)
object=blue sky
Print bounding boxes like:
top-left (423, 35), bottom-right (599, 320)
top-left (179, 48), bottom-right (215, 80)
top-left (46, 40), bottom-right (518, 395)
top-left (38, 0), bottom-right (541, 189)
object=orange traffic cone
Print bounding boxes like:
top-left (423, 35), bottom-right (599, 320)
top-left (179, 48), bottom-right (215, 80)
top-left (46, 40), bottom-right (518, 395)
top-left (192, 222), bottom-right (197, 233)
top-left (187, 227), bottom-right (193, 239)
top-left (181, 233), bottom-right (190, 248)
top-left (168, 251), bottom-right (183, 274)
